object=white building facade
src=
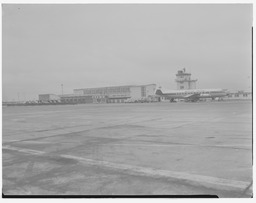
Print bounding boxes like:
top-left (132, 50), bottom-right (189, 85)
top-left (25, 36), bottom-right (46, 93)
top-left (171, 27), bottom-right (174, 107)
top-left (73, 84), bottom-right (157, 103)
top-left (226, 90), bottom-right (252, 100)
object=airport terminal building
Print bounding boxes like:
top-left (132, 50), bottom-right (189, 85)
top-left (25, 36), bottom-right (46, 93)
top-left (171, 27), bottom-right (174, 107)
top-left (57, 84), bottom-right (157, 104)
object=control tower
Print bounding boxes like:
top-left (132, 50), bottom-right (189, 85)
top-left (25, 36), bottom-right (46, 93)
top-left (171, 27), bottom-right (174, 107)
top-left (175, 68), bottom-right (197, 90)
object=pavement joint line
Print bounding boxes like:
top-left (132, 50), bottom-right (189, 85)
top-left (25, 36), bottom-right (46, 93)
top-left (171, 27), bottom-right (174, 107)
top-left (3, 117), bottom-right (196, 144)
top-left (20, 140), bottom-right (52, 144)
top-left (3, 122), bottom-right (145, 144)
top-left (3, 145), bottom-right (46, 155)
top-left (98, 143), bottom-right (251, 149)
top-left (62, 154), bottom-right (251, 191)
top-left (3, 109), bottom-right (78, 116)
top-left (3, 145), bottom-right (251, 192)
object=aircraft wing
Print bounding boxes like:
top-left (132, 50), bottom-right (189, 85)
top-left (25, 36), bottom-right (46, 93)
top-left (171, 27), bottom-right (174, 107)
top-left (184, 93), bottom-right (200, 100)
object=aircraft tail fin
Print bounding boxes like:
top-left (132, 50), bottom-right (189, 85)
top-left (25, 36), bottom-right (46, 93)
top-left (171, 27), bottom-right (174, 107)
top-left (155, 89), bottom-right (163, 96)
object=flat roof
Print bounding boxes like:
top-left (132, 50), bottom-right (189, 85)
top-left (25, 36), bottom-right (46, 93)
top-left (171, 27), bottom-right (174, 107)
top-left (39, 94), bottom-right (57, 96)
top-left (59, 94), bottom-right (92, 97)
top-left (160, 88), bottom-right (225, 93)
top-left (74, 84), bottom-right (156, 91)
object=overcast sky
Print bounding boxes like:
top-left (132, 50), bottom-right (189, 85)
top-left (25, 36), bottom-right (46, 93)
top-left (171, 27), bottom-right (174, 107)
top-left (2, 4), bottom-right (252, 101)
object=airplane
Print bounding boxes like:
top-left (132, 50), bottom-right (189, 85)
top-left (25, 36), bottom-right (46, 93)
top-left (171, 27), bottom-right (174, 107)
top-left (155, 88), bottom-right (228, 102)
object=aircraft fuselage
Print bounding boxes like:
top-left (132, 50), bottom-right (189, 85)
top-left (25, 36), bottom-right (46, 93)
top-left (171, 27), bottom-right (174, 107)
top-left (156, 89), bottom-right (227, 101)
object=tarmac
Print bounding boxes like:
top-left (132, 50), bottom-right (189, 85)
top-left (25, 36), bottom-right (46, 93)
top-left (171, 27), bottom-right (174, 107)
top-left (2, 100), bottom-right (253, 197)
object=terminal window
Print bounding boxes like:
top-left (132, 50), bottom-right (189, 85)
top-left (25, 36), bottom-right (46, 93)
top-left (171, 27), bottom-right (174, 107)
top-left (141, 87), bottom-right (146, 97)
